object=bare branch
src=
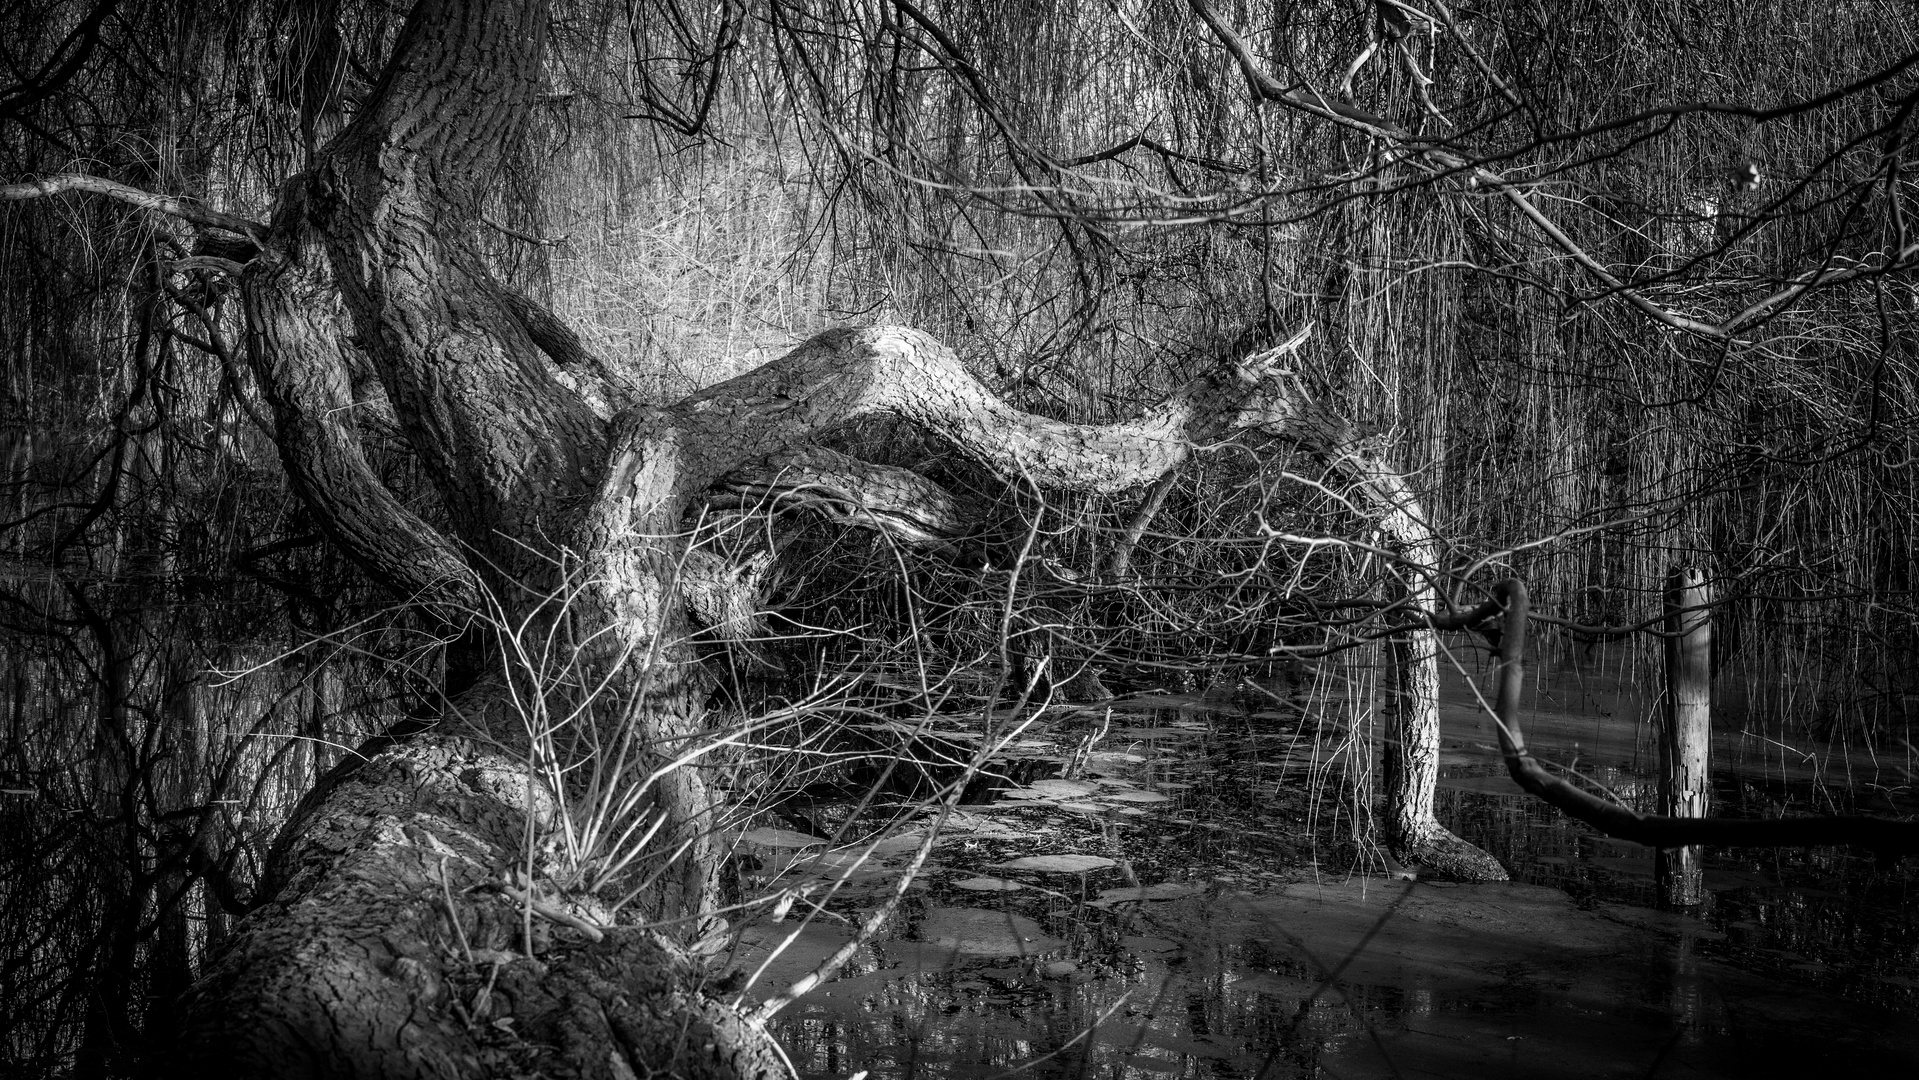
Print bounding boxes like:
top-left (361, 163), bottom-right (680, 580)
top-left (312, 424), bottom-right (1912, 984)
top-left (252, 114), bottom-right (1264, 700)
top-left (1186, 0), bottom-right (1408, 135)
top-left (0, 173), bottom-right (268, 245)
top-left (1187, 0), bottom-right (1916, 344)
top-left (498, 288), bottom-right (646, 406)
top-left (1066, 132), bottom-right (1249, 175)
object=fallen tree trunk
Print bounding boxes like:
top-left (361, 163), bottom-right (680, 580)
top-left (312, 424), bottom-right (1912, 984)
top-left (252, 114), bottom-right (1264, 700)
top-left (172, 735), bottom-right (789, 1080)
top-left (680, 339), bottom-right (1504, 872)
top-left (153, 316), bottom-right (1369, 1075)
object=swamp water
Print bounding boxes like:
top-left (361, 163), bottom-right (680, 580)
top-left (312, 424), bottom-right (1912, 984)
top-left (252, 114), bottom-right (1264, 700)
top-left (724, 658), bottom-right (1919, 1078)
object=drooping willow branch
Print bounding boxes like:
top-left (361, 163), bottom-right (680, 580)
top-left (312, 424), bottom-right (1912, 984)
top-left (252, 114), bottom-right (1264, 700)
top-left (1487, 579), bottom-right (1919, 856)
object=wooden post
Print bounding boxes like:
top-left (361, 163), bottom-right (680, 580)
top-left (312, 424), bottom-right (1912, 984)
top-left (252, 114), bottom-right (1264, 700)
top-left (1658, 567), bottom-right (1712, 907)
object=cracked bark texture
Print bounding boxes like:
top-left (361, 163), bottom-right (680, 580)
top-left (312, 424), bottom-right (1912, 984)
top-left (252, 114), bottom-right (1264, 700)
top-left (171, 736), bottom-right (787, 1080)
top-left (241, 220), bottom-right (475, 611)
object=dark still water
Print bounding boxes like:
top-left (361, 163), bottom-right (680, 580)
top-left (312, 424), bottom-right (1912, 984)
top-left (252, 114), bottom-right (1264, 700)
top-left (726, 654), bottom-right (1919, 1078)
top-left (1436, 652), bottom-right (1919, 1021)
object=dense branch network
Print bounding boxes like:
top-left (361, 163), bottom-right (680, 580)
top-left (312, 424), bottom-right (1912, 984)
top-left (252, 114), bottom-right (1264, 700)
top-left (7, 168), bottom-right (1327, 659)
top-left (1183, 0), bottom-right (1919, 342)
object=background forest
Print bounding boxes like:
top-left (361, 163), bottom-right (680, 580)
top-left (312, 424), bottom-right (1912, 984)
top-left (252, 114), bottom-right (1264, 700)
top-left (3, 0), bottom-right (1916, 1075)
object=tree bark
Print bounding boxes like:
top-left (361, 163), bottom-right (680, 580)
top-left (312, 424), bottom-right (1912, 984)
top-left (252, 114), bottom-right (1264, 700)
top-left (1308, 433), bottom-right (1506, 881)
top-left (171, 734), bottom-right (788, 1080)
top-left (242, 230), bottom-right (475, 610)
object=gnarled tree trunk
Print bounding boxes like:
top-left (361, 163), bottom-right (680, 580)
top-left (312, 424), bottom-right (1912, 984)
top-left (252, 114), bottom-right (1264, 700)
top-left (1287, 421), bottom-right (1507, 881)
top-left (45, 0), bottom-right (1498, 1070)
top-left (172, 734), bottom-right (786, 1080)
top-left (1368, 473), bottom-right (1508, 882)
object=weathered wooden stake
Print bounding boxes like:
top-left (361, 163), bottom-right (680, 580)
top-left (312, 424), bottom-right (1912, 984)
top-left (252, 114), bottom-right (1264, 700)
top-left (1658, 566), bottom-right (1712, 907)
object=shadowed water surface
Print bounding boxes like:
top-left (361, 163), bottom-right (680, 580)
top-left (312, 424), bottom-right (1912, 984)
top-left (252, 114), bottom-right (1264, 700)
top-left (737, 876), bottom-right (1917, 1077)
top-left (727, 655), bottom-right (1919, 1077)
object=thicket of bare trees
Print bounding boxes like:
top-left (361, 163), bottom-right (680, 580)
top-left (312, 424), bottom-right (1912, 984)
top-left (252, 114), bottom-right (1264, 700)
top-left (2, 1), bottom-right (1915, 1076)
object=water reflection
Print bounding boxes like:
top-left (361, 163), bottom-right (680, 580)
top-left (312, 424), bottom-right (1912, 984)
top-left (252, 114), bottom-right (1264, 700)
top-left (735, 656), bottom-right (1919, 1078)
top-left (1435, 659), bottom-right (1919, 1017)
top-left (746, 875), bottom-right (1919, 1077)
